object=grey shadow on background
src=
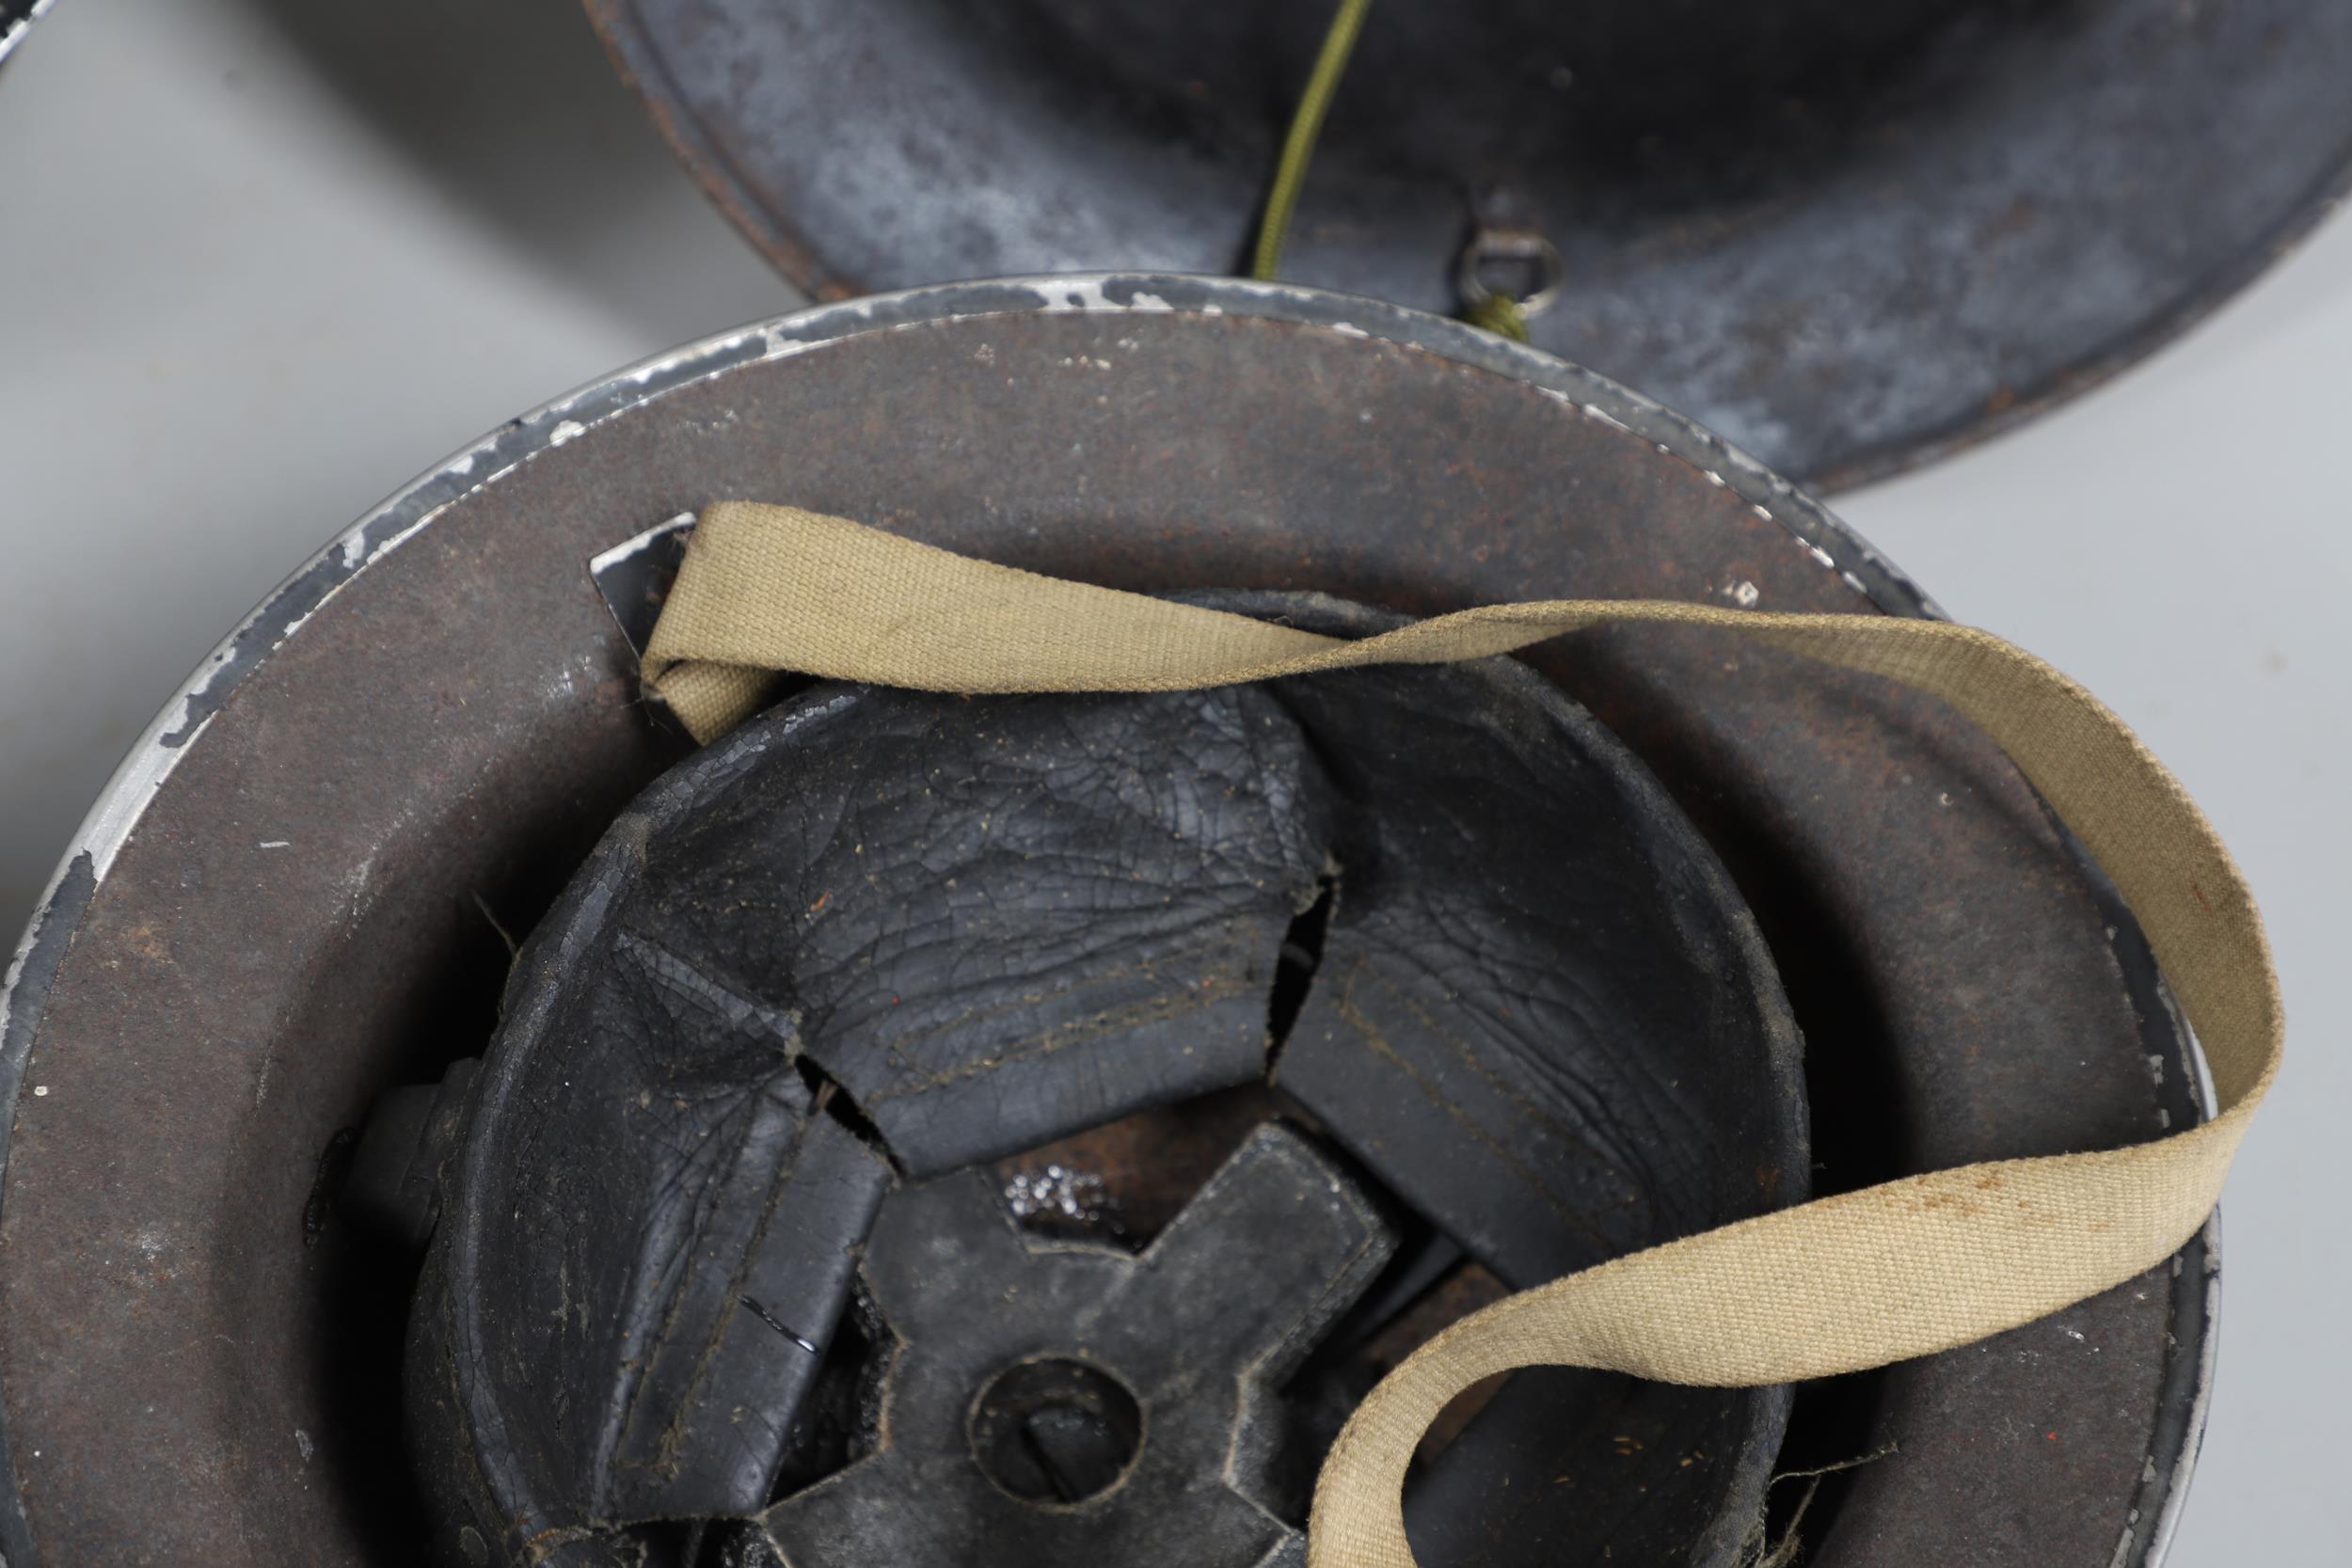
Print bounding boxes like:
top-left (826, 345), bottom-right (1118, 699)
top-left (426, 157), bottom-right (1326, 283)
top-left (241, 0), bottom-right (796, 345)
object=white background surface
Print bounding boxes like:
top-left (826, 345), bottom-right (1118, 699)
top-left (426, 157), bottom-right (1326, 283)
top-left (1, 1), bottom-right (2344, 1561)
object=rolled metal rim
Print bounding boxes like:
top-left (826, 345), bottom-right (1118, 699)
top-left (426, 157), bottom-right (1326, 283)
top-left (0, 274), bottom-right (2217, 1566)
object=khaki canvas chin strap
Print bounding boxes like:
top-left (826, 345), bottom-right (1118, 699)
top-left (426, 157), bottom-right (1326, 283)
top-left (644, 501), bottom-right (2279, 1568)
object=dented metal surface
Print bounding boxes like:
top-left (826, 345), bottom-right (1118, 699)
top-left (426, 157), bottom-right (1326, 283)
top-left (587, 0), bottom-right (2352, 489)
top-left (0, 277), bottom-right (2211, 1566)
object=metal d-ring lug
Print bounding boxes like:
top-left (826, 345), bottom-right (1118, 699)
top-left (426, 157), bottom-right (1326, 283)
top-left (1455, 226), bottom-right (1564, 319)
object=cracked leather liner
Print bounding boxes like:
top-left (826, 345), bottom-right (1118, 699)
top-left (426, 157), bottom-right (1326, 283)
top-left (405, 591), bottom-right (1807, 1568)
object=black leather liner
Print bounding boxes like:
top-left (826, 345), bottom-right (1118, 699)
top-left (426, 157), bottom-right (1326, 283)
top-left (405, 592), bottom-right (1805, 1567)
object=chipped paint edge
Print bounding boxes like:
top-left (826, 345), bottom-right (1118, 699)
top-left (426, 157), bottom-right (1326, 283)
top-left (2139, 1209), bottom-right (2221, 1568)
top-left (585, 512), bottom-right (697, 583)
top-left (0, 0), bottom-right (57, 70)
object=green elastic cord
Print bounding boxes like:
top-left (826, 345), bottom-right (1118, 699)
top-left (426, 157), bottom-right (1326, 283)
top-left (1251, 0), bottom-right (1537, 343)
top-left (1250, 0), bottom-right (1375, 283)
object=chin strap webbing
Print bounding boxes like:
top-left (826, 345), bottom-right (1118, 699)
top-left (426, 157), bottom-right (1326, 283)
top-left (644, 500), bottom-right (2279, 1568)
